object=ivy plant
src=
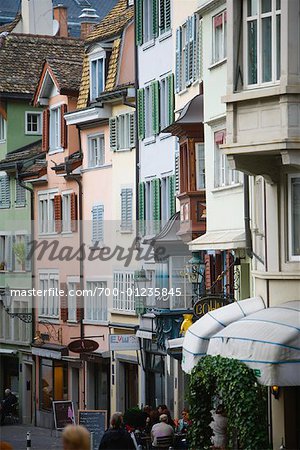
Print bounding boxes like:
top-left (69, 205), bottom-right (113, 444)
top-left (187, 355), bottom-right (268, 450)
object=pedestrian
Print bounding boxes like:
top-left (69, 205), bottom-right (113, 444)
top-left (0, 389), bottom-right (18, 426)
top-left (210, 404), bottom-right (228, 450)
top-left (62, 424), bottom-right (90, 450)
top-left (98, 412), bottom-right (135, 450)
top-left (151, 414), bottom-right (174, 448)
top-left (176, 409), bottom-right (191, 433)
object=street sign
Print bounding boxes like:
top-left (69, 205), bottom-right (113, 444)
top-left (79, 410), bottom-right (107, 450)
top-left (109, 334), bottom-right (140, 351)
top-left (193, 296), bottom-right (229, 319)
top-left (53, 401), bottom-right (75, 430)
top-left (68, 339), bottom-right (99, 354)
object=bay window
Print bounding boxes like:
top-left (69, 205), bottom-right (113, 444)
top-left (214, 130), bottom-right (241, 188)
top-left (288, 175), bottom-right (300, 260)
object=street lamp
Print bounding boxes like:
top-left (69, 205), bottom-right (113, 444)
top-left (134, 268), bottom-right (151, 315)
top-left (180, 253), bottom-right (205, 306)
top-left (0, 286), bottom-right (32, 323)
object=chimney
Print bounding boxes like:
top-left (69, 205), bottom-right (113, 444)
top-left (79, 8), bottom-right (99, 39)
top-left (21, 0), bottom-right (53, 35)
top-left (53, 5), bottom-right (68, 37)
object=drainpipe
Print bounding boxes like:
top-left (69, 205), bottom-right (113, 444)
top-left (134, 3), bottom-right (140, 232)
top-left (244, 174), bottom-right (253, 259)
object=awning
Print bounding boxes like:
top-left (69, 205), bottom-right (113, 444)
top-left (182, 296), bottom-right (266, 373)
top-left (136, 329), bottom-right (153, 340)
top-left (32, 344), bottom-right (69, 360)
top-left (189, 229), bottom-right (246, 251)
top-left (207, 300), bottom-right (300, 386)
top-left (0, 349), bottom-right (18, 355)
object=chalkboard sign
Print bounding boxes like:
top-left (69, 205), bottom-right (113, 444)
top-left (79, 410), bottom-right (107, 450)
top-left (53, 401), bottom-right (75, 430)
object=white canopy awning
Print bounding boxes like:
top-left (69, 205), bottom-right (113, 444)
top-left (182, 296), bottom-right (266, 373)
top-left (189, 229), bottom-right (245, 251)
top-left (207, 300), bottom-right (300, 386)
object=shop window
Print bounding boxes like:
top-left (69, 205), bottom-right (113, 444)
top-left (40, 359), bottom-right (68, 411)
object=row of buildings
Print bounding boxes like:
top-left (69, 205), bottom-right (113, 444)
top-left (0, 0), bottom-right (299, 448)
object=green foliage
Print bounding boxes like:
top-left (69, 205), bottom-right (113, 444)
top-left (13, 241), bottom-right (26, 265)
top-left (187, 355), bottom-right (268, 450)
top-left (123, 407), bottom-right (145, 429)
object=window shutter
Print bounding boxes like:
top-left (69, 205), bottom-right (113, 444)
top-left (138, 181), bottom-right (145, 235)
top-left (160, 0), bottom-right (165, 33)
top-left (92, 204), bottom-right (104, 243)
top-left (167, 73), bottom-right (174, 126)
top-left (16, 182), bottom-right (26, 206)
top-left (169, 175), bottom-right (175, 217)
top-left (165, 0), bottom-right (171, 31)
top-left (135, 0), bottom-right (143, 46)
top-left (175, 27), bottom-right (182, 93)
top-left (25, 234), bottom-right (32, 272)
top-left (54, 194), bottom-right (62, 233)
top-left (152, 177), bottom-right (161, 222)
top-left (137, 88), bottom-right (145, 140)
top-left (185, 19), bottom-right (190, 86)
top-left (129, 113), bottom-right (135, 149)
top-left (151, 81), bottom-right (160, 135)
top-left (75, 281), bottom-right (83, 322)
top-left (60, 104), bottom-right (68, 149)
top-left (121, 188), bottom-right (133, 230)
top-left (214, 252), bottom-right (223, 293)
top-left (175, 153), bottom-right (180, 193)
top-left (194, 16), bottom-right (202, 81)
top-left (6, 235), bottom-right (13, 271)
top-left (226, 251), bottom-right (234, 297)
top-left (152, 0), bottom-right (159, 37)
top-left (109, 117), bottom-right (118, 151)
top-left (0, 175), bottom-right (10, 208)
top-left (42, 109), bottom-right (49, 151)
top-left (188, 17), bottom-right (194, 84)
top-left (60, 282), bottom-right (68, 322)
top-left (70, 192), bottom-right (78, 232)
top-left (204, 253), bottom-right (214, 292)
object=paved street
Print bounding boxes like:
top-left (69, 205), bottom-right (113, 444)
top-left (0, 424), bottom-right (62, 450)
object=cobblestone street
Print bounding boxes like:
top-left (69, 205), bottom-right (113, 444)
top-left (0, 424), bottom-right (62, 450)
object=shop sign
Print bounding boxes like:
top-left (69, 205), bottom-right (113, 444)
top-left (79, 410), bottom-right (107, 450)
top-left (68, 339), bottom-right (99, 354)
top-left (109, 334), bottom-right (140, 351)
top-left (193, 296), bottom-right (229, 319)
top-left (53, 400), bottom-right (75, 430)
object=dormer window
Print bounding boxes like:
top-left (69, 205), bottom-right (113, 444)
top-left (49, 106), bottom-right (61, 152)
top-left (90, 52), bottom-right (105, 102)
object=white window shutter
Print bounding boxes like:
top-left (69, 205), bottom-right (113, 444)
top-left (16, 182), bottom-right (26, 206)
top-left (194, 16), bottom-right (203, 81)
top-left (189, 16), bottom-right (194, 84)
top-left (92, 205), bottom-right (104, 243)
top-left (129, 113), bottom-right (135, 149)
top-left (175, 153), bottom-right (180, 193)
top-left (25, 234), bottom-right (32, 271)
top-left (109, 117), bottom-right (118, 151)
top-left (121, 188), bottom-right (133, 230)
top-left (0, 175), bottom-right (10, 208)
top-left (175, 27), bottom-right (182, 93)
top-left (6, 235), bottom-right (13, 271)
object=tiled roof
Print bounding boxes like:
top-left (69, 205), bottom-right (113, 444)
top-left (0, 33), bottom-right (84, 96)
top-left (0, 140), bottom-right (44, 171)
top-left (52, 150), bottom-right (82, 173)
top-left (105, 38), bottom-right (121, 92)
top-left (0, 12), bottom-right (21, 33)
top-left (76, 54), bottom-right (90, 109)
top-left (47, 58), bottom-right (83, 92)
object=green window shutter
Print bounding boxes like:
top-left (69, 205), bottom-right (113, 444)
top-left (109, 117), bottom-right (118, 151)
top-left (129, 113), bottom-right (135, 149)
top-left (152, 0), bottom-right (159, 38)
top-left (189, 16), bottom-right (195, 84)
top-left (169, 175), bottom-right (175, 217)
top-left (16, 181), bottom-right (26, 206)
top-left (175, 153), bottom-right (180, 193)
top-left (152, 177), bottom-right (161, 221)
top-left (138, 181), bottom-right (145, 235)
top-left (165, 0), bottom-right (171, 32)
top-left (151, 81), bottom-right (160, 135)
top-left (137, 88), bottom-right (145, 140)
top-left (136, 0), bottom-right (143, 45)
top-left (175, 27), bottom-right (182, 93)
top-left (167, 73), bottom-right (174, 126)
top-left (159, 0), bottom-right (165, 33)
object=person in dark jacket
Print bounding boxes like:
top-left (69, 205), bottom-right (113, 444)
top-left (99, 413), bottom-right (135, 450)
top-left (0, 389), bottom-right (17, 426)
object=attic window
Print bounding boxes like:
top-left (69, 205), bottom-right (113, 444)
top-left (90, 52), bottom-right (105, 102)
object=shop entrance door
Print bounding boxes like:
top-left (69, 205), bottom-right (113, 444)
top-left (123, 362), bottom-right (138, 411)
top-left (23, 363), bottom-right (33, 424)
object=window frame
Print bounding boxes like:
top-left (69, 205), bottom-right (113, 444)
top-left (214, 130), bottom-right (241, 189)
top-left (49, 106), bottom-right (61, 153)
top-left (88, 133), bottom-right (105, 168)
top-left (0, 115), bottom-right (6, 143)
top-left (195, 142), bottom-right (206, 190)
top-left (84, 280), bottom-right (108, 322)
top-left (288, 174), bottom-right (300, 262)
top-left (89, 51), bottom-right (106, 102)
top-left (159, 0), bottom-right (171, 36)
top-left (144, 84), bottom-right (154, 139)
top-left (38, 270), bottom-right (60, 319)
top-left (62, 191), bottom-right (72, 233)
top-left (143, 0), bottom-right (154, 43)
top-left (25, 111), bottom-right (42, 135)
top-left (113, 271), bottom-right (135, 312)
top-left (38, 189), bottom-right (58, 235)
top-left (212, 10), bottom-right (227, 64)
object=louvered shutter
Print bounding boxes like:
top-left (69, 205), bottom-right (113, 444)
top-left (42, 109), bottom-right (49, 151)
top-left (160, 0), bottom-right (165, 33)
top-left (204, 253), bottom-right (214, 292)
top-left (152, 178), bottom-right (161, 233)
top-left (194, 16), bottom-right (202, 81)
top-left (169, 175), bottom-right (175, 217)
top-left (109, 117), bottom-right (118, 151)
top-left (165, 0), bottom-right (171, 31)
top-left (215, 252), bottom-right (223, 294)
top-left (16, 182), bottom-right (26, 206)
top-left (151, 81), bottom-right (160, 135)
top-left (167, 73), bottom-right (174, 126)
top-left (185, 18), bottom-right (190, 86)
top-left (92, 205), bottom-right (104, 243)
top-left (189, 16), bottom-right (195, 84)
top-left (121, 188), bottom-right (133, 231)
top-left (138, 181), bottom-right (145, 235)
top-left (129, 113), bottom-right (135, 149)
top-left (76, 281), bottom-right (83, 322)
top-left (226, 251), bottom-right (234, 296)
top-left (152, 0), bottom-right (158, 37)
top-left (137, 88), bottom-right (145, 140)
top-left (0, 174), bottom-right (10, 208)
top-left (54, 194), bottom-right (62, 233)
top-left (175, 27), bottom-right (182, 93)
top-left (60, 282), bottom-right (68, 322)
top-left (70, 192), bottom-right (78, 232)
top-left (25, 234), bottom-right (32, 272)
top-left (175, 153), bottom-right (180, 193)
top-left (11, 235), bottom-right (16, 272)
top-left (60, 104), bottom-right (68, 149)
top-left (136, 0), bottom-right (143, 45)
top-left (6, 235), bottom-right (13, 271)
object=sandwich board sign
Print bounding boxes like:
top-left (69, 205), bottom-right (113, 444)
top-left (79, 410), bottom-right (107, 450)
top-left (53, 401), bottom-right (75, 430)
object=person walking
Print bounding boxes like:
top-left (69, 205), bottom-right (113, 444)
top-left (0, 389), bottom-right (17, 426)
top-left (210, 404), bottom-right (228, 450)
top-left (62, 425), bottom-right (90, 450)
top-left (99, 413), bottom-right (135, 450)
top-left (151, 414), bottom-right (174, 448)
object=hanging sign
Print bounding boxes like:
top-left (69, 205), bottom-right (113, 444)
top-left (68, 339), bottom-right (99, 354)
top-left (109, 334), bottom-right (140, 351)
top-left (193, 296), bottom-right (229, 319)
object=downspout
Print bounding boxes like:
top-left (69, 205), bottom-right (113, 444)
top-left (244, 173), bottom-right (253, 259)
top-left (134, 4), bottom-right (140, 232)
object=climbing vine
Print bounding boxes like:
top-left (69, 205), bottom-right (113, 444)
top-left (187, 355), bottom-right (268, 450)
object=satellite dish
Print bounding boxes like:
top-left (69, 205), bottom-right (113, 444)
top-left (53, 19), bottom-right (59, 36)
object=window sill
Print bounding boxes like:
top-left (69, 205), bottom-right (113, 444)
top-left (159, 133), bottom-right (172, 141)
top-left (142, 39), bottom-right (155, 51)
top-left (209, 58), bottom-right (227, 70)
top-left (120, 229), bottom-right (133, 234)
top-left (115, 147), bottom-right (132, 152)
top-left (48, 147), bottom-right (64, 155)
top-left (67, 320), bottom-right (79, 325)
top-left (15, 204), bottom-right (26, 208)
top-left (38, 232), bottom-right (58, 237)
top-left (89, 242), bottom-right (105, 250)
top-left (178, 88), bottom-right (188, 96)
top-left (82, 163), bottom-right (112, 173)
top-left (83, 319), bottom-right (108, 325)
top-left (158, 29), bottom-right (172, 42)
top-left (144, 136), bottom-right (156, 146)
top-left (0, 205), bottom-right (10, 209)
top-left (25, 132), bottom-right (42, 136)
top-left (61, 231), bottom-right (73, 237)
top-left (38, 317), bottom-right (60, 324)
top-left (110, 309), bottom-right (136, 316)
top-left (0, 140), bottom-right (6, 144)
top-left (211, 182), bottom-right (243, 193)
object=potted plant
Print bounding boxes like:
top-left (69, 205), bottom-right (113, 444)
top-left (13, 241), bottom-right (26, 270)
top-left (0, 261), bottom-right (5, 271)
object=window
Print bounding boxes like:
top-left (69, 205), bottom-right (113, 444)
top-left (170, 256), bottom-right (193, 309)
top-left (160, 75), bottom-right (174, 130)
top-left (92, 204), bottom-right (104, 243)
top-left (15, 181), bottom-right (26, 207)
top-left (0, 115), bottom-right (6, 142)
top-left (195, 143), bottom-right (205, 189)
top-left (214, 131), bottom-right (241, 188)
top-left (67, 281), bottom-right (78, 322)
top-left (13, 234), bottom-right (26, 271)
top-left (40, 359), bottom-right (68, 411)
top-left (90, 57), bottom-right (104, 101)
top-left (39, 271), bottom-right (59, 318)
top-left (110, 113), bottom-right (135, 151)
top-left (62, 193), bottom-right (71, 233)
top-left (88, 134), bottom-right (105, 168)
top-left (49, 107), bottom-right (60, 151)
top-left (121, 188), bottom-right (133, 231)
top-left (85, 281), bottom-right (107, 321)
top-left (245, 0), bottom-right (281, 85)
top-left (175, 14), bottom-right (202, 92)
top-left (288, 175), bottom-right (300, 260)
top-left (159, 0), bottom-right (171, 35)
top-left (137, 81), bottom-right (160, 140)
top-left (113, 271), bottom-right (135, 312)
top-left (0, 234), bottom-right (12, 271)
top-left (161, 175), bottom-right (175, 223)
top-left (0, 173), bottom-right (10, 208)
top-left (38, 191), bottom-right (56, 234)
top-left (145, 84), bottom-right (154, 138)
top-left (25, 112), bottom-right (42, 135)
top-left (212, 10), bottom-right (227, 63)
top-left (143, 0), bottom-right (154, 43)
